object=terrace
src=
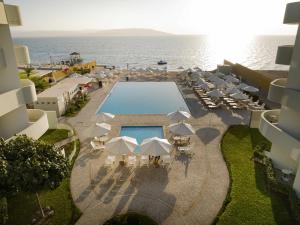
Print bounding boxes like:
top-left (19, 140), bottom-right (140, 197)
top-left (65, 72), bottom-right (251, 225)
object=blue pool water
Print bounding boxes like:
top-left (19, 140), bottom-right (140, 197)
top-left (120, 126), bottom-right (164, 152)
top-left (97, 82), bottom-right (190, 114)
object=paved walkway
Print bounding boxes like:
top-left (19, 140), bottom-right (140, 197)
top-left (68, 76), bottom-right (250, 225)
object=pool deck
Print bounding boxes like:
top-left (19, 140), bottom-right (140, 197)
top-left (66, 74), bottom-right (250, 225)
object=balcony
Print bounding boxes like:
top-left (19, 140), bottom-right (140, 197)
top-left (284, 1), bottom-right (300, 24)
top-left (20, 79), bottom-right (37, 103)
top-left (4, 4), bottom-right (22, 26)
top-left (267, 78), bottom-right (287, 104)
top-left (0, 88), bottom-right (25, 117)
top-left (275, 45), bottom-right (294, 65)
top-left (259, 110), bottom-right (300, 150)
top-left (17, 109), bottom-right (49, 139)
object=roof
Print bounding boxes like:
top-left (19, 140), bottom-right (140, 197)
top-left (70, 52), bottom-right (80, 55)
top-left (37, 77), bottom-right (93, 98)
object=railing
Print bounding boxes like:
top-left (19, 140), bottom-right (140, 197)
top-left (259, 110), bottom-right (282, 142)
top-left (268, 78), bottom-right (287, 104)
top-left (18, 109), bottom-right (49, 139)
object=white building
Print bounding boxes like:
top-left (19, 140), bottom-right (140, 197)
top-left (34, 76), bottom-right (96, 116)
top-left (259, 2), bottom-right (300, 196)
top-left (0, 1), bottom-right (55, 140)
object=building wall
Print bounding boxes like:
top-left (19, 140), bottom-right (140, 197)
top-left (0, 105), bottom-right (29, 139)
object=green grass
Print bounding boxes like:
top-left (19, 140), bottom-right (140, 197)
top-left (103, 212), bottom-right (159, 225)
top-left (40, 129), bottom-right (69, 144)
top-left (217, 125), bottom-right (295, 225)
top-left (6, 138), bottom-right (81, 225)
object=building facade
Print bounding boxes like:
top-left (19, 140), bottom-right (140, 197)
top-left (0, 1), bottom-right (52, 140)
top-left (259, 2), bottom-right (300, 196)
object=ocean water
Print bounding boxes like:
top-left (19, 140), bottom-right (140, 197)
top-left (13, 35), bottom-right (295, 71)
top-left (97, 82), bottom-right (190, 114)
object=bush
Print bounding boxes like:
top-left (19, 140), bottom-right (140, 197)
top-left (289, 189), bottom-right (300, 223)
top-left (0, 197), bottom-right (7, 225)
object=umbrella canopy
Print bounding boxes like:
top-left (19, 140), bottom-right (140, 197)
top-left (230, 92), bottom-right (248, 100)
top-left (167, 110), bottom-right (191, 122)
top-left (97, 112), bottom-right (115, 121)
top-left (95, 122), bottom-right (111, 136)
top-left (168, 122), bottom-right (195, 136)
top-left (224, 87), bottom-right (241, 95)
top-left (242, 85), bottom-right (259, 93)
top-left (207, 89), bottom-right (224, 98)
top-left (106, 136), bottom-right (138, 155)
top-left (236, 83), bottom-right (248, 89)
top-left (140, 137), bottom-right (172, 156)
top-left (224, 75), bottom-right (240, 83)
top-left (198, 82), bottom-right (215, 91)
top-left (215, 72), bottom-right (226, 78)
top-left (212, 78), bottom-right (227, 87)
top-left (207, 74), bottom-right (220, 82)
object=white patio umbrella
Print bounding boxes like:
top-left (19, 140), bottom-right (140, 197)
top-left (106, 136), bottom-right (138, 155)
top-left (140, 137), bottom-right (172, 156)
top-left (212, 78), bottom-right (227, 87)
top-left (242, 85), bottom-right (259, 93)
top-left (207, 74), bottom-right (220, 82)
top-left (224, 87), bottom-right (241, 95)
top-left (97, 112), bottom-right (115, 122)
top-left (230, 92), bottom-right (248, 100)
top-left (236, 83), bottom-right (248, 89)
top-left (206, 89), bottom-right (224, 98)
top-left (95, 122), bottom-right (111, 136)
top-left (215, 72), bottom-right (226, 78)
top-left (167, 110), bottom-right (191, 122)
top-left (224, 75), bottom-right (240, 83)
top-left (168, 122), bottom-right (195, 136)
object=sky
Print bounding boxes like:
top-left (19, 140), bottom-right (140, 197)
top-left (6, 0), bottom-right (298, 35)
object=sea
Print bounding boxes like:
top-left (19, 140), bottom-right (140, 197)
top-left (13, 35), bottom-right (295, 71)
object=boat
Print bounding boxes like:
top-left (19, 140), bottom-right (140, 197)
top-left (157, 60), bottom-right (167, 65)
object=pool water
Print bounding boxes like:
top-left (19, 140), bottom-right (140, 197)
top-left (120, 126), bottom-right (164, 152)
top-left (97, 82), bottom-right (190, 114)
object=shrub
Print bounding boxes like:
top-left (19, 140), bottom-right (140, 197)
top-left (289, 189), bottom-right (300, 223)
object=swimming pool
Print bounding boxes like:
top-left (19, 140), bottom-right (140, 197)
top-left (97, 82), bottom-right (190, 114)
top-left (120, 126), bottom-right (164, 152)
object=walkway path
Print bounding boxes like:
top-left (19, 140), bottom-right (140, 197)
top-left (68, 77), bottom-right (250, 225)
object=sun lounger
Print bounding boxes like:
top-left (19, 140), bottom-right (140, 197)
top-left (104, 155), bottom-right (116, 167)
top-left (90, 140), bottom-right (105, 151)
top-left (178, 146), bottom-right (192, 154)
top-left (128, 155), bottom-right (137, 167)
top-left (161, 155), bottom-right (171, 167)
top-left (140, 155), bottom-right (149, 167)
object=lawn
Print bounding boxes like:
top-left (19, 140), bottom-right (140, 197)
top-left (6, 132), bottom-right (81, 225)
top-left (40, 129), bottom-right (70, 144)
top-left (103, 212), bottom-right (159, 225)
top-left (217, 125), bottom-right (295, 225)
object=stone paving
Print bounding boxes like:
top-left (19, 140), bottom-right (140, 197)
top-left (67, 76), bottom-right (250, 225)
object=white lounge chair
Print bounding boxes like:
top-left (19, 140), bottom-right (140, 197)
top-left (128, 155), bottom-right (137, 167)
top-left (104, 155), bottom-right (116, 167)
top-left (161, 155), bottom-right (171, 167)
top-left (140, 155), bottom-right (149, 167)
top-left (90, 140), bottom-right (105, 151)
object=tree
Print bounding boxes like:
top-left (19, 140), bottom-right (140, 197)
top-left (0, 135), bottom-right (69, 218)
top-left (29, 76), bottom-right (50, 93)
top-left (23, 67), bottom-right (34, 78)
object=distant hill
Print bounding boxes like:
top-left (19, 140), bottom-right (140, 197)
top-left (12, 28), bottom-right (173, 38)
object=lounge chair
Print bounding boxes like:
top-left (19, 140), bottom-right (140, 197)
top-left (128, 155), bottom-right (137, 167)
top-left (140, 155), bottom-right (149, 167)
top-left (178, 146), bottom-right (193, 155)
top-left (90, 140), bottom-right (105, 151)
top-left (104, 155), bottom-right (116, 167)
top-left (161, 155), bottom-right (171, 167)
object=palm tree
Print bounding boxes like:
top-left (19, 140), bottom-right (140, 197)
top-left (23, 66), bottom-right (34, 78)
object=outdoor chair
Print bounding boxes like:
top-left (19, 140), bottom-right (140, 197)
top-left (90, 140), bottom-right (105, 151)
top-left (140, 155), bottom-right (150, 167)
top-left (104, 155), bottom-right (116, 167)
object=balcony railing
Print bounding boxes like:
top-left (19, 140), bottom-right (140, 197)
top-left (17, 109), bottom-right (49, 139)
top-left (268, 78), bottom-right (287, 104)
